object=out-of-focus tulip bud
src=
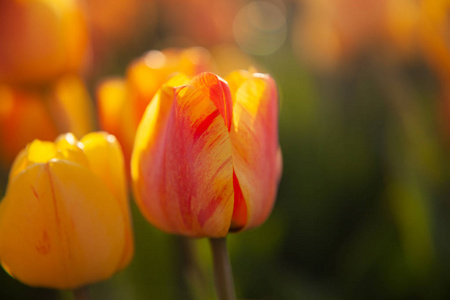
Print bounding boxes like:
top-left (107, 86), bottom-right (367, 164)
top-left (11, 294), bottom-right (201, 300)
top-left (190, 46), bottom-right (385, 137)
top-left (0, 132), bottom-right (133, 289)
top-left (131, 71), bottom-right (282, 237)
top-left (0, 75), bottom-right (94, 168)
top-left (97, 47), bottom-right (212, 166)
top-left (0, 0), bottom-right (89, 85)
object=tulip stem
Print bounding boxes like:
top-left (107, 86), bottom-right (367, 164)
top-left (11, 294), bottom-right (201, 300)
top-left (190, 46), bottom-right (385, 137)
top-left (73, 286), bottom-right (90, 300)
top-left (209, 237), bottom-right (236, 300)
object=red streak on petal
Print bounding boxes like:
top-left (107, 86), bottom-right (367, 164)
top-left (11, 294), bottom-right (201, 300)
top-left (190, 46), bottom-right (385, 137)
top-left (31, 186), bottom-right (39, 200)
top-left (47, 164), bottom-right (61, 229)
top-left (211, 79), bottom-right (233, 131)
top-left (230, 171), bottom-right (247, 231)
top-left (197, 157), bottom-right (232, 227)
top-left (35, 230), bottom-right (51, 255)
top-left (193, 110), bottom-right (220, 141)
top-left (192, 73), bottom-right (233, 131)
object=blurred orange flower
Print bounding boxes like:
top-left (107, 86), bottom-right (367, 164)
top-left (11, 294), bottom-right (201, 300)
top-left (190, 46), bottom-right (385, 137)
top-left (0, 0), bottom-right (89, 85)
top-left (131, 71), bottom-right (282, 237)
top-left (293, 0), bottom-right (450, 71)
top-left (416, 0), bottom-right (450, 80)
top-left (0, 76), bottom-right (94, 167)
top-left (292, 0), bottom-right (387, 70)
top-left (157, 0), bottom-right (242, 46)
top-left (0, 132), bottom-right (133, 289)
top-left (97, 47), bottom-right (213, 166)
top-left (80, 0), bottom-right (156, 70)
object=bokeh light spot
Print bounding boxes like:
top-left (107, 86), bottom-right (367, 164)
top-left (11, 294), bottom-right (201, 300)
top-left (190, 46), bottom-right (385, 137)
top-left (233, 1), bottom-right (287, 56)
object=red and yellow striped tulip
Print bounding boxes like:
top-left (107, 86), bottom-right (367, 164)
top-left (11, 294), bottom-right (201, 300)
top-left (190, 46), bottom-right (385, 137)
top-left (0, 132), bottom-right (133, 289)
top-left (0, 75), bottom-right (94, 168)
top-left (97, 47), bottom-right (212, 166)
top-left (0, 0), bottom-right (88, 85)
top-left (131, 71), bottom-right (282, 237)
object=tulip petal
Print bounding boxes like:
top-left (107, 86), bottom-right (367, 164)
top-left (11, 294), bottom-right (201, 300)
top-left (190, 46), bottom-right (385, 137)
top-left (190, 72), bottom-right (233, 131)
top-left (80, 132), bottom-right (134, 269)
top-left (50, 76), bottom-right (94, 138)
top-left (224, 70), bottom-right (251, 106)
top-left (0, 161), bottom-right (125, 289)
top-left (97, 78), bottom-right (136, 162)
top-left (8, 148), bottom-right (28, 181)
top-left (54, 133), bottom-right (90, 169)
top-left (27, 140), bottom-right (57, 164)
top-left (132, 73), bottom-right (234, 237)
top-left (228, 72), bottom-right (282, 230)
top-left (0, 85), bottom-right (58, 166)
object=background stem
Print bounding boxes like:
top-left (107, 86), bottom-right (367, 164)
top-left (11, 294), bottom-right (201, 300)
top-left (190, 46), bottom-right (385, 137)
top-left (209, 237), bottom-right (236, 300)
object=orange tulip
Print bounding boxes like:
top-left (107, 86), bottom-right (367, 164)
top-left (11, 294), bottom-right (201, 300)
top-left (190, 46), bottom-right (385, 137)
top-left (0, 0), bottom-right (88, 85)
top-left (0, 132), bottom-right (133, 289)
top-left (81, 0), bottom-right (156, 67)
top-left (131, 71), bottom-right (282, 237)
top-left (0, 75), bottom-right (94, 168)
top-left (97, 47), bottom-right (212, 166)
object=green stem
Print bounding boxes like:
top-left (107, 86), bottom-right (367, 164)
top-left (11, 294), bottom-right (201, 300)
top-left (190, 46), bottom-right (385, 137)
top-left (209, 237), bottom-right (236, 300)
top-left (73, 286), bottom-right (90, 300)
top-left (177, 236), bottom-right (209, 300)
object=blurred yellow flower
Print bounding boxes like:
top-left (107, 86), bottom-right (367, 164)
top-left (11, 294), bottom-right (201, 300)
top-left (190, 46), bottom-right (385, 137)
top-left (0, 132), bottom-right (133, 289)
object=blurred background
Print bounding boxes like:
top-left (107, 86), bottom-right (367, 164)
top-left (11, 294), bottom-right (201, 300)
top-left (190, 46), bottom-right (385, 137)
top-left (1, 0), bottom-right (450, 299)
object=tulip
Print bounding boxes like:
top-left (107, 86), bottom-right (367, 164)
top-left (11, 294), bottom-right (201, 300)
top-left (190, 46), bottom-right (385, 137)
top-left (0, 132), bottom-right (133, 289)
top-left (0, 75), bottom-right (94, 168)
top-left (97, 47), bottom-right (212, 166)
top-left (131, 71), bottom-right (282, 238)
top-left (0, 0), bottom-right (88, 85)
top-left (81, 0), bottom-right (156, 68)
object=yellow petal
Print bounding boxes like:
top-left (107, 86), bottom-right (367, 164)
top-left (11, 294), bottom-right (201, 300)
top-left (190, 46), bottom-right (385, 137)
top-left (54, 133), bottom-right (89, 169)
top-left (96, 78), bottom-right (136, 164)
top-left (228, 72), bottom-right (281, 230)
top-left (27, 140), bottom-right (57, 164)
top-left (8, 148), bottom-right (28, 182)
top-left (0, 160), bottom-right (125, 289)
top-left (50, 75), bottom-right (95, 138)
top-left (224, 70), bottom-right (252, 106)
top-left (80, 132), bottom-right (134, 268)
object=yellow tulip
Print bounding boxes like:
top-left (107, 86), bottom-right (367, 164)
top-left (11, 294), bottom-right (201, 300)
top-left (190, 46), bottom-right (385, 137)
top-left (0, 132), bottom-right (133, 289)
